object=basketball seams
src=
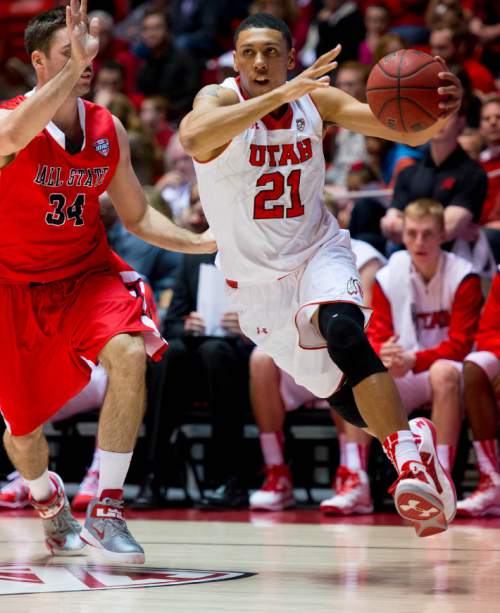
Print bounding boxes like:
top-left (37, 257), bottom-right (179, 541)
top-left (376, 57), bottom-right (437, 80)
top-left (398, 51), bottom-right (407, 132)
top-left (400, 97), bottom-right (439, 122)
top-left (366, 86), bottom-right (439, 92)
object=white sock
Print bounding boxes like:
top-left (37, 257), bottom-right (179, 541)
top-left (259, 432), bottom-right (285, 467)
top-left (345, 442), bottom-right (362, 471)
top-left (88, 448), bottom-right (100, 473)
top-left (338, 432), bottom-right (347, 466)
top-left (25, 469), bottom-right (55, 502)
top-left (383, 430), bottom-right (422, 473)
top-left (97, 449), bottom-right (132, 497)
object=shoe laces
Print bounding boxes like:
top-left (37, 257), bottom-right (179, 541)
top-left (335, 466), bottom-right (361, 495)
top-left (0, 472), bottom-right (27, 497)
top-left (261, 465), bottom-right (290, 491)
top-left (388, 461), bottom-right (427, 496)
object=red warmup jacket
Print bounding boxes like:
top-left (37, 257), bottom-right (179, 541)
top-left (475, 272), bottom-right (500, 358)
top-left (368, 274), bottom-right (483, 373)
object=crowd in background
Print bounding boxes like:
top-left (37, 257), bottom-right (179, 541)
top-left (0, 0), bottom-right (499, 515)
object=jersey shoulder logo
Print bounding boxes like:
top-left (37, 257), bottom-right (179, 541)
top-left (296, 118), bottom-right (305, 132)
top-left (94, 138), bottom-right (110, 157)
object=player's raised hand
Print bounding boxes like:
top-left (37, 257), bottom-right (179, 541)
top-left (434, 57), bottom-right (463, 118)
top-left (278, 45), bottom-right (341, 104)
top-left (66, 0), bottom-right (100, 69)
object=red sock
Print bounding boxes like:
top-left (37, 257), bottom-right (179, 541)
top-left (259, 431), bottom-right (285, 467)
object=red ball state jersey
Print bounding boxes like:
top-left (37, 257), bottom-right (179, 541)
top-left (0, 92), bottom-right (119, 282)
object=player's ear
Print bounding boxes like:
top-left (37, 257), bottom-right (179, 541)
top-left (233, 50), bottom-right (239, 74)
top-left (31, 50), bottom-right (45, 70)
top-left (287, 47), bottom-right (296, 71)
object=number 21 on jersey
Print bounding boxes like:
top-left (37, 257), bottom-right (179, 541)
top-left (253, 169), bottom-right (304, 220)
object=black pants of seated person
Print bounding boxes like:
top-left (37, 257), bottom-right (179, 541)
top-left (135, 336), bottom-right (251, 509)
top-left (349, 197), bottom-right (387, 255)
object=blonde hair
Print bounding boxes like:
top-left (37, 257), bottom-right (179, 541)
top-left (404, 198), bottom-right (444, 231)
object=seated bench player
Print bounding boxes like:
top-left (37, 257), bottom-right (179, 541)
top-left (457, 270), bottom-right (500, 517)
top-left (368, 198), bottom-right (483, 476)
top-left (249, 238), bottom-right (385, 511)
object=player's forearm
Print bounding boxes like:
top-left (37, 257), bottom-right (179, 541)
top-left (405, 118), bottom-right (448, 147)
top-left (126, 206), bottom-right (208, 254)
top-left (0, 60), bottom-right (84, 156)
top-left (180, 88), bottom-right (286, 157)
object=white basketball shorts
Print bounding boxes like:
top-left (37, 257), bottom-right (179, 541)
top-left (464, 350), bottom-right (500, 382)
top-left (225, 235), bottom-right (370, 398)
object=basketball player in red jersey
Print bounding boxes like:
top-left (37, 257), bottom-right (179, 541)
top-left (180, 14), bottom-right (463, 537)
top-left (0, 0), bottom-right (214, 563)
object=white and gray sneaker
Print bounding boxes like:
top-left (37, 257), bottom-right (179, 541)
top-left (30, 472), bottom-right (86, 556)
top-left (81, 490), bottom-right (145, 564)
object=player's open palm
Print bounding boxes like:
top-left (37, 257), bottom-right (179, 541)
top-left (66, 0), bottom-right (100, 69)
top-left (279, 45), bottom-right (341, 104)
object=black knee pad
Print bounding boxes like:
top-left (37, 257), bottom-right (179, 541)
top-left (318, 302), bottom-right (386, 387)
top-left (328, 383), bottom-right (367, 428)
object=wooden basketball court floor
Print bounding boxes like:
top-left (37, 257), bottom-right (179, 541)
top-left (0, 510), bottom-right (499, 612)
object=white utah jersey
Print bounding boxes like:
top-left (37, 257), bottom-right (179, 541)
top-left (193, 77), bottom-right (342, 283)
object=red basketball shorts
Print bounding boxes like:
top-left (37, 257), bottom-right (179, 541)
top-left (0, 269), bottom-right (165, 436)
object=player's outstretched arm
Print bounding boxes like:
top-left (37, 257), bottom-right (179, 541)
top-left (107, 118), bottom-right (216, 254)
top-left (180, 46), bottom-right (341, 162)
top-left (0, 0), bottom-right (99, 158)
top-left (311, 69), bottom-right (462, 146)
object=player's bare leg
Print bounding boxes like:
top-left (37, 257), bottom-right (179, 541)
top-left (3, 427), bottom-right (84, 555)
top-left (428, 360), bottom-right (462, 472)
top-left (81, 333), bottom-right (147, 563)
top-left (249, 350), bottom-right (294, 510)
top-left (457, 361), bottom-right (500, 517)
top-left (317, 303), bottom-right (455, 536)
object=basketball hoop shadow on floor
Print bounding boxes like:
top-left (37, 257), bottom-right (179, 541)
top-left (0, 560), bottom-right (255, 595)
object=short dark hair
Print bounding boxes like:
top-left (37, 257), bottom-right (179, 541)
top-left (234, 13), bottom-right (292, 50)
top-left (100, 60), bottom-right (125, 79)
top-left (25, 7), bottom-right (67, 57)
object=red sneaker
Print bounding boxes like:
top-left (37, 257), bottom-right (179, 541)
top-left (390, 460), bottom-right (447, 537)
top-left (0, 472), bottom-right (30, 509)
top-left (71, 469), bottom-right (99, 512)
top-left (249, 464), bottom-right (294, 511)
top-left (320, 466), bottom-right (373, 515)
top-left (457, 473), bottom-right (500, 517)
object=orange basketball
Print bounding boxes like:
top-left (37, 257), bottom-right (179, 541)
top-left (366, 49), bottom-right (445, 133)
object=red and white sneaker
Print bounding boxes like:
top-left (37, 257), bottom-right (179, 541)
top-left (0, 472), bottom-right (30, 509)
top-left (390, 460), bottom-right (447, 537)
top-left (249, 464), bottom-right (294, 511)
top-left (320, 466), bottom-right (374, 515)
top-left (410, 417), bottom-right (457, 524)
top-left (457, 473), bottom-right (500, 517)
top-left (71, 469), bottom-right (99, 512)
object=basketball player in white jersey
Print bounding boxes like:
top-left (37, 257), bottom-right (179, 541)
top-left (180, 13), bottom-right (463, 536)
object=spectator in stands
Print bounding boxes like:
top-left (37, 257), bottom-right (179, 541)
top-left (249, 238), bottom-right (385, 511)
top-left (358, 4), bottom-right (391, 66)
top-left (469, 2), bottom-right (500, 79)
top-left (249, 0), bottom-right (312, 54)
top-left (315, 0), bottom-right (365, 63)
top-left (136, 7), bottom-right (201, 119)
top-left (458, 127), bottom-right (484, 162)
top-left (368, 199), bottom-right (482, 480)
top-left (380, 108), bottom-right (489, 264)
top-left (425, 0), bottom-right (470, 29)
top-left (88, 10), bottom-right (139, 96)
top-left (139, 95), bottom-right (175, 151)
top-left (430, 24), bottom-right (496, 97)
top-left (457, 270), bottom-right (500, 517)
top-left (168, 0), bottom-right (223, 58)
top-left (326, 61), bottom-right (368, 186)
top-left (478, 97), bottom-right (500, 263)
top-left (155, 132), bottom-right (196, 224)
top-left (372, 32), bottom-right (406, 65)
top-left (133, 184), bottom-right (253, 510)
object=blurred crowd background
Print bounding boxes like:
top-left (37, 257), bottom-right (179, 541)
top-left (0, 0), bottom-right (499, 516)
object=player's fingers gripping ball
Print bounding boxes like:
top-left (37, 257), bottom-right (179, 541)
top-left (366, 49), bottom-right (446, 133)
